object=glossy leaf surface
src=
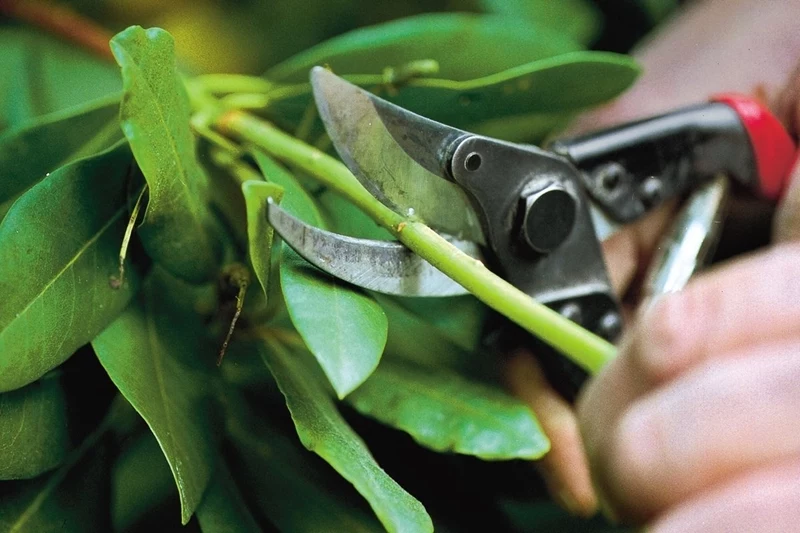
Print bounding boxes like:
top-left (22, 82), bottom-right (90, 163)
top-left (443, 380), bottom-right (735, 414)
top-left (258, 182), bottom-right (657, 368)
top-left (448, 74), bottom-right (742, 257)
top-left (242, 180), bottom-right (285, 299)
top-left (92, 272), bottom-right (217, 524)
top-left (0, 143), bottom-right (139, 393)
top-left (0, 374), bottom-right (70, 480)
top-left (267, 13), bottom-right (580, 83)
top-left (260, 342), bottom-right (432, 532)
top-left (348, 361), bottom-right (549, 460)
top-left (111, 26), bottom-right (220, 282)
top-left (0, 95), bottom-right (121, 205)
top-left (253, 152), bottom-right (388, 398)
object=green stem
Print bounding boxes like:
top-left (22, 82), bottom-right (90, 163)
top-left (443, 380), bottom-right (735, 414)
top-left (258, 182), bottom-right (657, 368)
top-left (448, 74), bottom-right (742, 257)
top-left (216, 110), bottom-right (616, 374)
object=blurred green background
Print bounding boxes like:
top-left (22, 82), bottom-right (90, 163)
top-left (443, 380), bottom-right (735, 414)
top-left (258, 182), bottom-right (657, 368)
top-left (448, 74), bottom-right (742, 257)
top-left (60, 0), bottom-right (679, 74)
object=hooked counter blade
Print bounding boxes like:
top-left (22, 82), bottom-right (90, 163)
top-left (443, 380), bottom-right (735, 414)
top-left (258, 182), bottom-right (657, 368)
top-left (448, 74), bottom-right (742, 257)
top-left (311, 67), bottom-right (485, 245)
top-left (268, 201), bottom-right (481, 297)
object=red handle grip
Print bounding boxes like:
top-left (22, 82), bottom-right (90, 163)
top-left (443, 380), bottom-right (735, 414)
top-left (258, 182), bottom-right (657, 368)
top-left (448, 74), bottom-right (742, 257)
top-left (711, 93), bottom-right (797, 201)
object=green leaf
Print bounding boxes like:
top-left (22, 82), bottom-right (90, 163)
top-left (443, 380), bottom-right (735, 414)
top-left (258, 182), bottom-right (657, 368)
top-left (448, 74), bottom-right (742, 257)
top-left (111, 26), bottom-right (221, 283)
top-left (0, 373), bottom-right (70, 480)
top-left (196, 461), bottom-right (261, 533)
top-left (386, 295), bottom-right (487, 352)
top-left (267, 13), bottom-right (581, 83)
top-left (0, 95), bottom-right (121, 205)
top-left (0, 27), bottom-right (121, 130)
top-left (347, 361), bottom-right (549, 460)
top-left (226, 399), bottom-right (384, 533)
top-left (379, 296), bottom-right (472, 372)
top-left (242, 180), bottom-right (285, 299)
top-left (480, 0), bottom-right (602, 45)
top-left (111, 430), bottom-right (176, 532)
top-left (259, 341), bottom-right (432, 533)
top-left (252, 151), bottom-right (388, 397)
top-left (265, 52), bottom-right (640, 143)
top-left (251, 150), bottom-right (324, 225)
top-left (280, 248), bottom-right (388, 398)
top-left (318, 189), bottom-right (394, 241)
top-left (0, 422), bottom-right (112, 533)
top-left (92, 270), bottom-right (217, 525)
top-left (0, 142), bottom-right (140, 393)
top-left (498, 499), bottom-right (634, 533)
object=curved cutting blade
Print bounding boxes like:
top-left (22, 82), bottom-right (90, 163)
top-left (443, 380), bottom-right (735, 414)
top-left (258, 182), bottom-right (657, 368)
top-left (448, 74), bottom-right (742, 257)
top-left (311, 67), bottom-right (485, 245)
top-left (268, 201), bottom-right (481, 297)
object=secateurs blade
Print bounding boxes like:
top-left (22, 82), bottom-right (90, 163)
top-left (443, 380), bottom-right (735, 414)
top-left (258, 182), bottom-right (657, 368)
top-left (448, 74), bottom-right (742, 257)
top-left (269, 66), bottom-right (797, 393)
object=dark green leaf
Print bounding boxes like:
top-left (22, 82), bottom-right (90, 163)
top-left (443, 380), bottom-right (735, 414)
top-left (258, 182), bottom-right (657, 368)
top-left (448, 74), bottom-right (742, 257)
top-left (0, 27), bottom-right (121, 130)
top-left (259, 341), bottom-right (432, 533)
top-left (0, 142), bottom-right (140, 393)
top-left (267, 13), bottom-right (581, 83)
top-left (318, 189), bottom-right (394, 241)
top-left (242, 180), bottom-right (284, 299)
top-left (226, 402), bottom-right (383, 533)
top-left (251, 150), bottom-right (324, 226)
top-left (498, 498), bottom-right (634, 533)
top-left (386, 295), bottom-right (487, 352)
top-left (468, 109), bottom-right (575, 145)
top-left (111, 26), bottom-right (221, 283)
top-left (0, 373), bottom-right (70, 480)
top-left (265, 52), bottom-right (640, 143)
top-left (252, 151), bottom-right (388, 397)
top-left (0, 95), bottom-right (121, 205)
top-left (196, 461), bottom-right (260, 533)
top-left (348, 360), bottom-right (549, 460)
top-left (480, 0), bottom-right (602, 45)
top-left (92, 271), bottom-right (217, 525)
top-left (111, 430), bottom-right (176, 531)
top-left (0, 422), bottom-right (112, 533)
top-left (379, 296), bottom-right (472, 372)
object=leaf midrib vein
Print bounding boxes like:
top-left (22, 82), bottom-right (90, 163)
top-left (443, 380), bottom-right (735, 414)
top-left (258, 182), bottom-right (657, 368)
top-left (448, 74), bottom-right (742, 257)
top-left (360, 370), bottom-right (523, 428)
top-left (118, 46), bottom-right (202, 225)
top-left (144, 291), bottom-right (185, 502)
top-left (0, 206), bottom-right (125, 340)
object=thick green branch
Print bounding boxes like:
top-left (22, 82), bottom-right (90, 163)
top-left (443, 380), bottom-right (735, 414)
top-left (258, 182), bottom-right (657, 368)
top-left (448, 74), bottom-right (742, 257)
top-left (216, 110), bottom-right (616, 374)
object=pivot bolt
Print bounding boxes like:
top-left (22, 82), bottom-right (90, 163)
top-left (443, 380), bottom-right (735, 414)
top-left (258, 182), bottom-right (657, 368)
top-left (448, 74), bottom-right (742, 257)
top-left (559, 302), bottom-right (583, 324)
top-left (593, 162), bottom-right (626, 193)
top-left (518, 183), bottom-right (577, 254)
top-left (598, 311), bottom-right (622, 340)
top-left (639, 176), bottom-right (664, 207)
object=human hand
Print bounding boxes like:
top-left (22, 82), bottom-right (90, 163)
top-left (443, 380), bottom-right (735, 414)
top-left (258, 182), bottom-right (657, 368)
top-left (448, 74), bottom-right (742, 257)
top-left (575, 4), bottom-right (800, 528)
top-left (577, 240), bottom-right (800, 531)
top-left (507, 0), bottom-right (800, 518)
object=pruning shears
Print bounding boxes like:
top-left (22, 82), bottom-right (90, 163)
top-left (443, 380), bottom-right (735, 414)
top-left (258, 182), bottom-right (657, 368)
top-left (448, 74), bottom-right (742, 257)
top-left (267, 67), bottom-right (797, 394)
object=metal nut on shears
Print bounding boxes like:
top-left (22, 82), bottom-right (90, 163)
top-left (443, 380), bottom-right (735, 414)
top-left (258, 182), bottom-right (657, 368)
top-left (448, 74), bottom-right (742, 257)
top-left (517, 183), bottom-right (577, 254)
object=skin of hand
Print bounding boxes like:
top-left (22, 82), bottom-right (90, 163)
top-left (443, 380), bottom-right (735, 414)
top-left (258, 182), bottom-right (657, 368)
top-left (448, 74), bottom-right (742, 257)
top-left (506, 0), bottom-right (800, 519)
